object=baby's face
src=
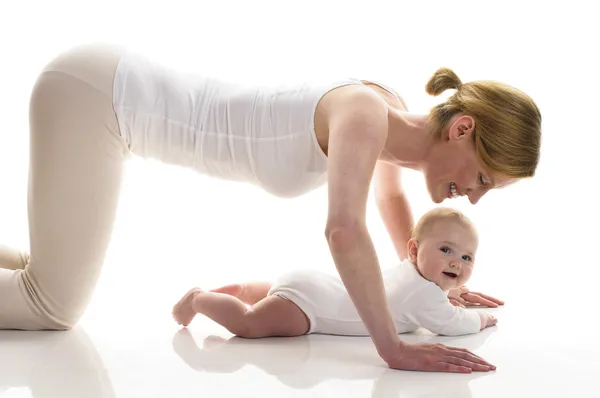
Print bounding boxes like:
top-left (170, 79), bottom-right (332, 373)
top-left (409, 219), bottom-right (478, 292)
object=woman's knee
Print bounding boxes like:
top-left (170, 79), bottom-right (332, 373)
top-left (30, 307), bottom-right (81, 331)
top-left (0, 270), bottom-right (81, 331)
top-left (17, 270), bottom-right (86, 330)
top-left (40, 297), bottom-right (87, 330)
top-left (31, 302), bottom-right (82, 331)
top-left (52, 318), bottom-right (78, 331)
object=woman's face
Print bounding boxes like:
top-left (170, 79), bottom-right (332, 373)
top-left (424, 115), bottom-right (518, 205)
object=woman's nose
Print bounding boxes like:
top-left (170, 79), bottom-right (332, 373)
top-left (467, 186), bottom-right (489, 204)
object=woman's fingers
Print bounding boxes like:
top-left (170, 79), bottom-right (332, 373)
top-left (441, 356), bottom-right (493, 372)
top-left (462, 292), bottom-right (501, 307)
top-left (469, 291), bottom-right (504, 305)
top-left (443, 346), bottom-right (496, 369)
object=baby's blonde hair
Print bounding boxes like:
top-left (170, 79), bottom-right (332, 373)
top-left (425, 68), bottom-right (542, 179)
top-left (410, 207), bottom-right (477, 242)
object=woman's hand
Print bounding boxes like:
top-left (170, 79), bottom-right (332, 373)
top-left (381, 340), bottom-right (496, 373)
top-left (448, 286), bottom-right (504, 308)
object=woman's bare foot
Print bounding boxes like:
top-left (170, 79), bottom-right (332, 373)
top-left (173, 288), bottom-right (203, 326)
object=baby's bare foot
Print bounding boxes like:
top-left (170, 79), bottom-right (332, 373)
top-left (173, 288), bottom-right (203, 326)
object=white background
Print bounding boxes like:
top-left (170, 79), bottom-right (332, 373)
top-left (0, 1), bottom-right (599, 396)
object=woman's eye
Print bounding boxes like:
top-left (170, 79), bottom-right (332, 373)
top-left (478, 173), bottom-right (485, 186)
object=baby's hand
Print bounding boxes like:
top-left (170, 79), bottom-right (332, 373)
top-left (479, 312), bottom-right (498, 330)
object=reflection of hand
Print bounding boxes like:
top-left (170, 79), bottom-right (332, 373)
top-left (382, 340), bottom-right (495, 373)
top-left (448, 286), bottom-right (504, 308)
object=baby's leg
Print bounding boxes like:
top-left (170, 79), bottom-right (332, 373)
top-left (210, 282), bottom-right (272, 305)
top-left (172, 288), bottom-right (309, 338)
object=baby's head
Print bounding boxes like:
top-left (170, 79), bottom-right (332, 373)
top-left (408, 207), bottom-right (479, 292)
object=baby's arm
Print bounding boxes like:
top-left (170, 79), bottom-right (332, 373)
top-left (479, 312), bottom-right (498, 330)
top-left (406, 285), bottom-right (497, 336)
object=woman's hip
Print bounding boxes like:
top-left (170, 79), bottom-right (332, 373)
top-left (29, 43), bottom-right (130, 151)
top-left (38, 43), bottom-right (125, 98)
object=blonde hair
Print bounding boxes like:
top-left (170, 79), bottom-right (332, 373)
top-left (425, 67), bottom-right (542, 179)
top-left (410, 207), bottom-right (477, 242)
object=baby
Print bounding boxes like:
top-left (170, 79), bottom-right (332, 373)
top-left (172, 207), bottom-right (498, 338)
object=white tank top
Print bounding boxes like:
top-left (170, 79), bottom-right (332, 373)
top-left (112, 52), bottom-right (399, 198)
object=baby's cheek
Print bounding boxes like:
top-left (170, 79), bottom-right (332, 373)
top-left (460, 269), bottom-right (473, 284)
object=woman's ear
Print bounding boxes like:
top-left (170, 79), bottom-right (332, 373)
top-left (448, 115), bottom-right (475, 140)
top-left (407, 239), bottom-right (419, 263)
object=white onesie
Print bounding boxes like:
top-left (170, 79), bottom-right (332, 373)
top-left (268, 259), bottom-right (482, 336)
top-left (111, 51), bottom-right (399, 198)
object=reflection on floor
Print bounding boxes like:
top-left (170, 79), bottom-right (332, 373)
top-left (1, 305), bottom-right (596, 397)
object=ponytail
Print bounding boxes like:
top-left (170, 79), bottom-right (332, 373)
top-left (425, 67), bottom-right (463, 96)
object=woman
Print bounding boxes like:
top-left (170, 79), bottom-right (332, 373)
top-left (0, 43), bottom-right (541, 373)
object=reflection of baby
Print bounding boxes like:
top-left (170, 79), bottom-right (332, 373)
top-left (172, 328), bottom-right (493, 393)
top-left (173, 207), bottom-right (497, 338)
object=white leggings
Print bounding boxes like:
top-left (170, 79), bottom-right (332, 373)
top-left (0, 44), bottom-right (130, 330)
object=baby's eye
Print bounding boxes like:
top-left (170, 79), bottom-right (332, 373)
top-left (462, 255), bottom-right (472, 262)
top-left (440, 247), bottom-right (451, 254)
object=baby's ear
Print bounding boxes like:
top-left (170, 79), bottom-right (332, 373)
top-left (407, 239), bottom-right (419, 262)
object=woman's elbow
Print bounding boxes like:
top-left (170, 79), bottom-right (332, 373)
top-left (324, 221), bottom-right (364, 251)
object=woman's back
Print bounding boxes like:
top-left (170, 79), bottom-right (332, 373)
top-left (112, 52), bottom-right (375, 197)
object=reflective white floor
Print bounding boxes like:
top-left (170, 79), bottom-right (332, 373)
top-left (1, 286), bottom-right (598, 397)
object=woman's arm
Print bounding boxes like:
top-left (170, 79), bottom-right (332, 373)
top-left (324, 87), bottom-right (399, 355)
top-left (324, 86), bottom-right (496, 372)
top-left (363, 84), bottom-right (414, 260)
top-left (374, 162), bottom-right (414, 260)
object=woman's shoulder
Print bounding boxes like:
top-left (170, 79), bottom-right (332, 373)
top-left (317, 78), bottom-right (406, 117)
top-left (317, 81), bottom-right (390, 117)
top-left (360, 80), bottom-right (408, 111)
top-left (312, 80), bottom-right (391, 151)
